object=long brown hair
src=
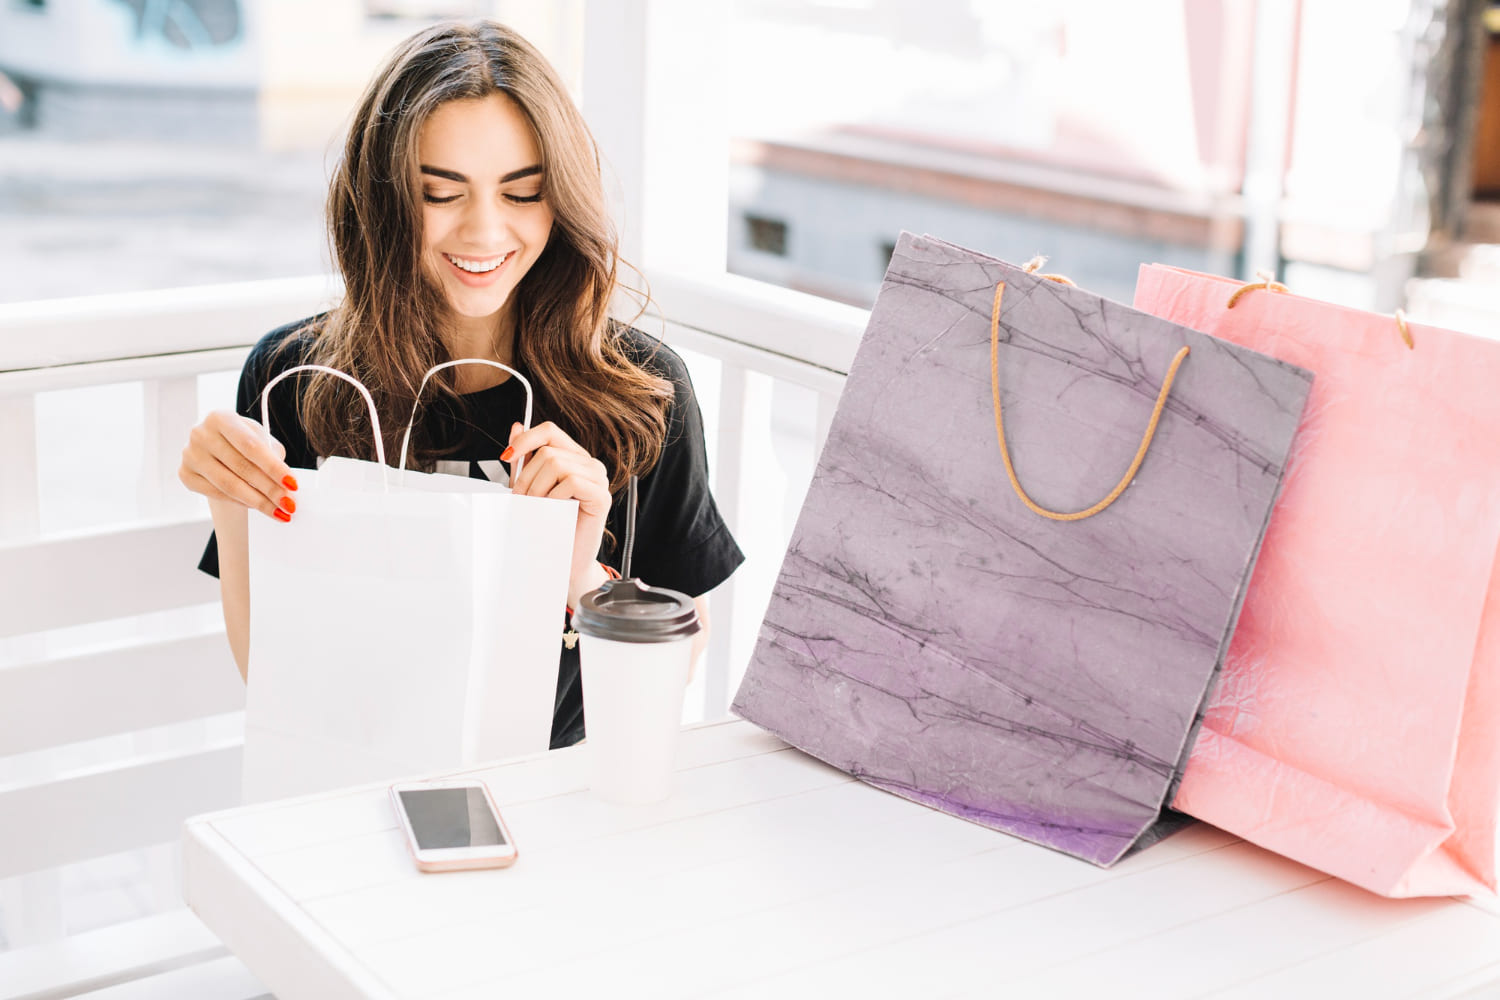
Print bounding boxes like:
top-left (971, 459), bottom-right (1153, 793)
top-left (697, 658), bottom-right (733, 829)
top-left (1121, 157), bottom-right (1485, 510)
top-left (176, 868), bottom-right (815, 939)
top-left (291, 19), bottom-right (671, 491)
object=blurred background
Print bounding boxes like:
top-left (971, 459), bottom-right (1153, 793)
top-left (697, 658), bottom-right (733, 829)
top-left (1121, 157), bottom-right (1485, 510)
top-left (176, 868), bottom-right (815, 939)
top-left (1, 0), bottom-right (1496, 316)
top-left (0, 0), bottom-right (1497, 968)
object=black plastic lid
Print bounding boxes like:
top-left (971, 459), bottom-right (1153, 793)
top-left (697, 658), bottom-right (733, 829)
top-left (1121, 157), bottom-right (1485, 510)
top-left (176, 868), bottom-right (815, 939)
top-left (571, 578), bottom-right (701, 644)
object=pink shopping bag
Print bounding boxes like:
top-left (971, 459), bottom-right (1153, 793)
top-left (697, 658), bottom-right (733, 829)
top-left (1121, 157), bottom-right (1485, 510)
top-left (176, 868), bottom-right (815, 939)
top-left (1133, 264), bottom-right (1500, 897)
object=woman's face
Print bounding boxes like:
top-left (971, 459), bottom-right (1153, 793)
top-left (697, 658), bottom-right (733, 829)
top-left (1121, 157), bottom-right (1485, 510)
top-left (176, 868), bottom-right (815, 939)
top-left (416, 93), bottom-right (556, 327)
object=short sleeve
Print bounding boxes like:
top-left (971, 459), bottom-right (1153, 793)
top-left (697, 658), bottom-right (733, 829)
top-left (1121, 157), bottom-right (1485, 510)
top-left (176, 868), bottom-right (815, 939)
top-left (603, 333), bottom-right (745, 597)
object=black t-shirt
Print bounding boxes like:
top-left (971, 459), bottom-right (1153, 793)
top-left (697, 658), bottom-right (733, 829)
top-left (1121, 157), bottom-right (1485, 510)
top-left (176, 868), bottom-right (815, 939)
top-left (200, 316), bottom-right (745, 748)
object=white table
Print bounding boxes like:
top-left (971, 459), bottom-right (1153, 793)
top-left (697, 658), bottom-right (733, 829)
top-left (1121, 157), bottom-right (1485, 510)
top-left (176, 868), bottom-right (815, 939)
top-left (183, 719), bottom-right (1500, 999)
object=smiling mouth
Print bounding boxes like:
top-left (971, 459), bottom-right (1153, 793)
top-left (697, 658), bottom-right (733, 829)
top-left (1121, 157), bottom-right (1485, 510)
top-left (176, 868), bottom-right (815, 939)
top-left (444, 251), bottom-right (514, 274)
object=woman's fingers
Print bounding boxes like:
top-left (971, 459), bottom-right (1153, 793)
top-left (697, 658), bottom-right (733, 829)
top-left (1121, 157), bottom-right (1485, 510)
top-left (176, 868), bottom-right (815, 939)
top-left (180, 411), bottom-right (298, 520)
top-left (504, 421), bottom-right (586, 467)
top-left (511, 444), bottom-right (609, 516)
top-left (218, 445), bottom-right (294, 515)
top-left (219, 414), bottom-right (293, 485)
top-left (544, 473), bottom-right (599, 503)
top-left (512, 445), bottom-right (568, 497)
top-left (511, 442), bottom-right (557, 496)
top-left (513, 444), bottom-right (603, 491)
top-left (177, 467), bottom-right (234, 504)
top-left (193, 458), bottom-right (286, 521)
top-left (506, 423), bottom-right (599, 502)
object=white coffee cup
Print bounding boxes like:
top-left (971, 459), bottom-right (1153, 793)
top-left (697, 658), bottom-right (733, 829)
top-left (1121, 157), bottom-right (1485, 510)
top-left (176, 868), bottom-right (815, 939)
top-left (572, 579), bottom-right (701, 804)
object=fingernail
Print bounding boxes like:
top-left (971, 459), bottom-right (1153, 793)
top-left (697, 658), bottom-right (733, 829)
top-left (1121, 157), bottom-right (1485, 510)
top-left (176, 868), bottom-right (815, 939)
top-left (278, 496), bottom-right (296, 514)
top-left (282, 474), bottom-right (299, 491)
top-left (272, 508), bottom-right (291, 523)
top-left (500, 446), bottom-right (514, 462)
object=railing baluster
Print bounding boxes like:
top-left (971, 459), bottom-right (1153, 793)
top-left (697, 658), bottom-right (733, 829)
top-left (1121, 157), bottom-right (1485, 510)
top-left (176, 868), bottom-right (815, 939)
top-left (0, 396), bottom-right (40, 541)
top-left (0, 870), bottom-right (65, 950)
top-left (135, 372), bottom-right (209, 913)
top-left (704, 363), bottom-right (748, 719)
top-left (705, 362), bottom-right (783, 719)
top-left (139, 375), bottom-right (203, 520)
top-left (0, 741), bottom-right (65, 950)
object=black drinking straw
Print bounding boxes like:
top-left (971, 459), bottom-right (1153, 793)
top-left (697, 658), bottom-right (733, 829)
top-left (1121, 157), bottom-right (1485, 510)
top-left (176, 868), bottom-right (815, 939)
top-left (622, 475), bottom-right (637, 580)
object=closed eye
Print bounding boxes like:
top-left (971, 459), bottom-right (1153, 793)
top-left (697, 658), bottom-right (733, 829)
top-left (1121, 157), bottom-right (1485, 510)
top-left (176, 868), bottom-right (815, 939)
top-left (423, 192), bottom-right (461, 204)
top-left (507, 193), bottom-right (544, 204)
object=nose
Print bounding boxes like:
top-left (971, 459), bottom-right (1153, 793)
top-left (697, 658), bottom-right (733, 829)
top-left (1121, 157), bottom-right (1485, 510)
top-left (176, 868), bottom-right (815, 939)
top-left (456, 192), bottom-right (514, 249)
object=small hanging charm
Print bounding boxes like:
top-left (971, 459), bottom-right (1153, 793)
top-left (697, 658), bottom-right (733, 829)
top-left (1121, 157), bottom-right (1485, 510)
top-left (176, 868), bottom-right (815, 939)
top-left (562, 629), bottom-right (580, 650)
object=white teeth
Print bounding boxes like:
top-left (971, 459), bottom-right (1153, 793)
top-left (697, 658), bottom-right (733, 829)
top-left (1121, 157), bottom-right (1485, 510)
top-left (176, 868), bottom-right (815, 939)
top-left (446, 252), bottom-right (509, 273)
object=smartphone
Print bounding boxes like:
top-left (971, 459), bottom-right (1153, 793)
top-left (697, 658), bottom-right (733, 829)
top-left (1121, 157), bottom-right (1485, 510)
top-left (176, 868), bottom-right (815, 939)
top-left (389, 779), bottom-right (518, 872)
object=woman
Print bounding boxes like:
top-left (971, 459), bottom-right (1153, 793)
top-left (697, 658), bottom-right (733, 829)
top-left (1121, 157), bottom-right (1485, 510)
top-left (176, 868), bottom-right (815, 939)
top-left (178, 20), bottom-right (744, 749)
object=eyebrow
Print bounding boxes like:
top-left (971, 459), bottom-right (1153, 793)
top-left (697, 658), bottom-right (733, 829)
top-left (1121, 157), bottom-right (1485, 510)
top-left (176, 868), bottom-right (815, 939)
top-left (419, 164), bottom-right (544, 183)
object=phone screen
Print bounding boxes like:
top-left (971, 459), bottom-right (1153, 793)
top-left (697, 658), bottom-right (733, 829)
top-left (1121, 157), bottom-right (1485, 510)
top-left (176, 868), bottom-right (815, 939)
top-left (398, 787), bottom-right (507, 851)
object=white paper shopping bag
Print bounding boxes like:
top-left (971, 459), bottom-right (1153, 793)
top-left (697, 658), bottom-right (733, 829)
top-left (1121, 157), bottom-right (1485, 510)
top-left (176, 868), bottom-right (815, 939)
top-left (241, 362), bottom-right (576, 803)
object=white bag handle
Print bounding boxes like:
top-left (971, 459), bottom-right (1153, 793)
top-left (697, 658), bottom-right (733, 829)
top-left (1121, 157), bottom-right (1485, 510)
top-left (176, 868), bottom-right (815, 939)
top-left (260, 364), bottom-right (389, 491)
top-left (398, 359), bottom-right (534, 484)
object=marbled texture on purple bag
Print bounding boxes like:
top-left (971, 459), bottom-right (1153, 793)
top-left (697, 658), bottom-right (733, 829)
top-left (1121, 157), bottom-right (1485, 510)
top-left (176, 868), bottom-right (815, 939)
top-left (732, 232), bottom-right (1313, 866)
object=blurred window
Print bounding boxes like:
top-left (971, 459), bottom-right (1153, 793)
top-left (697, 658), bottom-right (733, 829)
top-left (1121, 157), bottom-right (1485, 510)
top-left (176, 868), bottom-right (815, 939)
top-left (746, 215), bottom-right (788, 256)
top-left (724, 0), bottom-right (1257, 305)
top-left (0, 2), bottom-right (581, 304)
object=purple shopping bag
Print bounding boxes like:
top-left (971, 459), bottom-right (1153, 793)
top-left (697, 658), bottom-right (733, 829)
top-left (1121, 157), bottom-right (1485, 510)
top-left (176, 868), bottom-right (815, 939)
top-left (732, 233), bottom-right (1312, 865)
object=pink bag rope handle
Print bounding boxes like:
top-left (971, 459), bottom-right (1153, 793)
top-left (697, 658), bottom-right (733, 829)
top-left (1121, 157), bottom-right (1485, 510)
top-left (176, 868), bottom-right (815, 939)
top-left (397, 360), bottom-right (534, 483)
top-left (1226, 270), bottom-right (1290, 308)
top-left (1228, 272), bottom-right (1416, 349)
top-left (1394, 309), bottom-right (1415, 349)
top-left (259, 364), bottom-right (388, 491)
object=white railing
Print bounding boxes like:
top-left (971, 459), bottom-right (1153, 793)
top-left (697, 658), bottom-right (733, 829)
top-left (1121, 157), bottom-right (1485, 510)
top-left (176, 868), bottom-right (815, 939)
top-left (0, 270), bottom-right (865, 997)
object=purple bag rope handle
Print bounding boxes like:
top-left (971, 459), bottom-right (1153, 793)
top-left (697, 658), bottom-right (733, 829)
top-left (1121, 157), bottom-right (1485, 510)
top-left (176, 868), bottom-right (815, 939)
top-left (990, 280), bottom-right (1189, 522)
top-left (397, 359), bottom-right (534, 486)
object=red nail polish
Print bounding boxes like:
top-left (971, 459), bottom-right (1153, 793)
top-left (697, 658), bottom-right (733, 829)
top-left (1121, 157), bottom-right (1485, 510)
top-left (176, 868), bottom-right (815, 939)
top-left (500, 446), bottom-right (514, 462)
top-left (282, 474), bottom-right (299, 491)
top-left (273, 508), bottom-right (291, 523)
top-left (279, 496), bottom-right (296, 514)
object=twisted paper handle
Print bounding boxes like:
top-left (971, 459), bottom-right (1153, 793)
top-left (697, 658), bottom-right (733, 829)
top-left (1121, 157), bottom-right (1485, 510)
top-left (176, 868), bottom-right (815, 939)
top-left (990, 280), bottom-right (1190, 522)
top-left (260, 364), bottom-right (388, 491)
top-left (397, 359), bottom-right (534, 483)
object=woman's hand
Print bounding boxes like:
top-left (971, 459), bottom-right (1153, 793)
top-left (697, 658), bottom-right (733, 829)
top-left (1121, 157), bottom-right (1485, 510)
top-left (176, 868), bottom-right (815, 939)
top-left (179, 410), bottom-right (299, 522)
top-left (504, 421), bottom-right (612, 607)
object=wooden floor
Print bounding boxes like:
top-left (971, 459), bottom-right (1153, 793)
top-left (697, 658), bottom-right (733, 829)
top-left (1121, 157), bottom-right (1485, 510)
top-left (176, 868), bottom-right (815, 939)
top-left (183, 721), bottom-right (1500, 999)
